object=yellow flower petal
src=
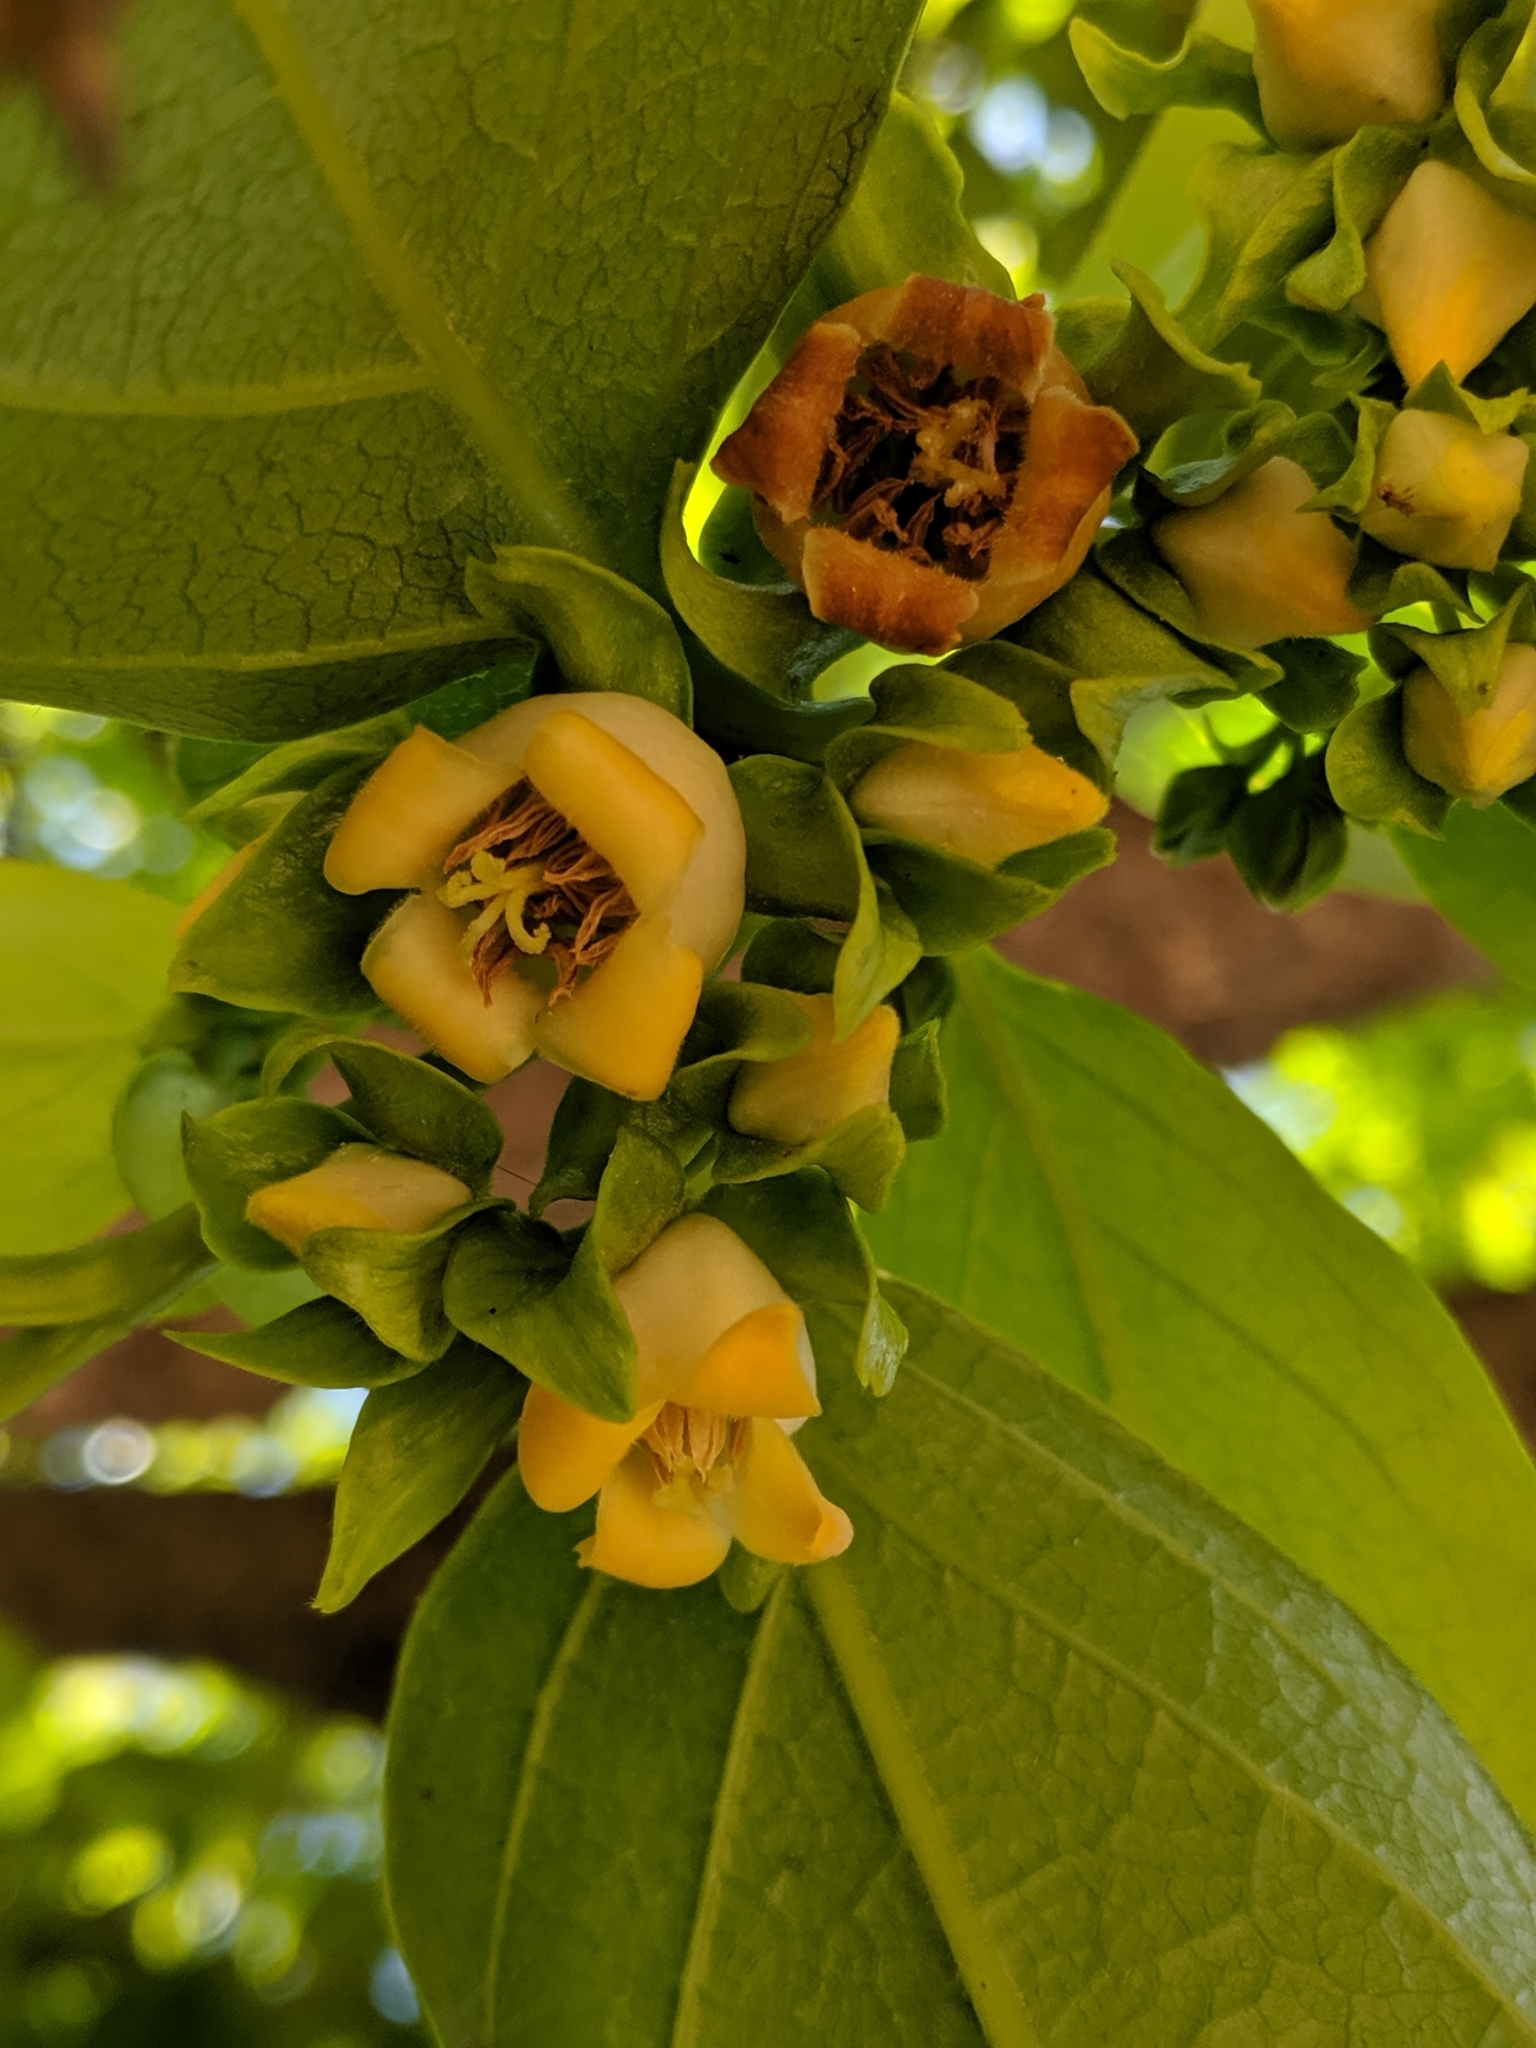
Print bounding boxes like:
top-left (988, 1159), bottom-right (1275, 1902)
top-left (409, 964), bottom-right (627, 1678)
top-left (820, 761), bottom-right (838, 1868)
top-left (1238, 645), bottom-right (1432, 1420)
top-left (727, 993), bottom-right (899, 1147)
top-left (1359, 410), bottom-right (1528, 572)
top-left (577, 1442), bottom-right (732, 1588)
top-left (245, 1144), bottom-right (470, 1254)
top-left (727, 1418), bottom-right (853, 1566)
top-left (1249, 0), bottom-right (1443, 153)
top-left (517, 1383), bottom-right (659, 1513)
top-left (522, 711), bottom-right (703, 915)
top-left (849, 739), bottom-right (1108, 866)
top-left (1362, 163), bottom-right (1536, 388)
top-left (1403, 646), bottom-right (1536, 806)
top-left (613, 1214), bottom-right (799, 1405)
top-left (324, 728), bottom-right (513, 894)
top-left (363, 892), bottom-right (542, 1084)
top-left (533, 916), bottom-right (702, 1101)
top-left (672, 1301), bottom-right (821, 1419)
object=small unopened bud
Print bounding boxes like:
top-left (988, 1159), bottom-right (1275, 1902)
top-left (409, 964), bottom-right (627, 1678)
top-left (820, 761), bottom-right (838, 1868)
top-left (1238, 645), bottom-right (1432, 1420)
top-left (1402, 645), bottom-right (1536, 806)
top-left (1359, 162), bottom-right (1536, 388)
top-left (728, 994), bottom-right (899, 1147)
top-left (1248, 0), bottom-right (1445, 153)
top-left (848, 740), bottom-right (1107, 866)
top-left (246, 1144), bottom-right (471, 1253)
top-left (1152, 457), bottom-right (1370, 649)
top-left (1359, 410), bottom-right (1528, 570)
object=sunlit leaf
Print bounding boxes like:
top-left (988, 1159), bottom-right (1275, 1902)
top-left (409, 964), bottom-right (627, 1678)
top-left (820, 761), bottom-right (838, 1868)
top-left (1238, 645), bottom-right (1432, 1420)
top-left (1392, 802), bottom-right (1536, 992)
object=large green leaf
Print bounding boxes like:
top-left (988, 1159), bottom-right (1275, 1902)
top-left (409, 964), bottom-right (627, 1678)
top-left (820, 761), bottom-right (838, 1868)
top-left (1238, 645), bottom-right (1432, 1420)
top-left (0, 0), bottom-right (919, 737)
top-left (1392, 804), bottom-right (1536, 992)
top-left (0, 862), bottom-right (179, 1256)
top-left (385, 1285), bottom-right (1536, 2045)
top-left (864, 947), bottom-right (1536, 1831)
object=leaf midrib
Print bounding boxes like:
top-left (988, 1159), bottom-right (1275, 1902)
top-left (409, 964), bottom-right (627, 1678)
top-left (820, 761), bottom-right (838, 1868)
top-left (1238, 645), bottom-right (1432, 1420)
top-left (813, 1411), bottom-right (1536, 2030)
top-left (231, 0), bottom-right (602, 566)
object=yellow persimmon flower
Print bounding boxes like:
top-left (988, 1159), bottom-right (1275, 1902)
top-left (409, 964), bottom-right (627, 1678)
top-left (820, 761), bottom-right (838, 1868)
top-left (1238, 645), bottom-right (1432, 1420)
top-left (518, 1215), bottom-right (853, 1590)
top-left (728, 993), bottom-right (900, 1147)
top-left (1403, 644), bottom-right (1536, 805)
top-left (1248, 0), bottom-right (1445, 153)
top-left (246, 1144), bottom-right (471, 1253)
top-left (713, 274), bottom-right (1137, 657)
top-left (1153, 457), bottom-right (1372, 649)
top-left (325, 695), bottom-right (746, 1100)
top-left (1359, 411), bottom-right (1528, 571)
top-left (1359, 163), bottom-right (1536, 388)
top-left (847, 738), bottom-right (1108, 863)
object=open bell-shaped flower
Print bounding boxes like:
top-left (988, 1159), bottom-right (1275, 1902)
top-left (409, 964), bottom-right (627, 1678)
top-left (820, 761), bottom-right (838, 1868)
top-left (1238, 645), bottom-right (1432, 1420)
top-left (324, 695), bottom-right (746, 1101)
top-left (713, 275), bottom-right (1137, 657)
top-left (517, 1214), bottom-right (853, 1590)
top-left (246, 1144), bottom-right (471, 1253)
top-left (1403, 644), bottom-right (1536, 805)
top-left (1153, 457), bottom-right (1372, 649)
top-left (1247, 0), bottom-right (1446, 153)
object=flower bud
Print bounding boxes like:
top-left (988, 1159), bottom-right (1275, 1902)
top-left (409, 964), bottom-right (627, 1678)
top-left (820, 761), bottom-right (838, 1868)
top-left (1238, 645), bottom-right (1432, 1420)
top-left (1359, 162), bottom-right (1536, 388)
top-left (1358, 409), bottom-right (1528, 570)
top-left (713, 275), bottom-right (1137, 656)
top-left (325, 695), bottom-right (746, 1100)
top-left (1152, 457), bottom-right (1371, 648)
top-left (848, 740), bottom-right (1108, 865)
top-left (1248, 0), bottom-right (1445, 153)
top-left (1402, 644), bottom-right (1536, 805)
top-left (728, 994), bottom-right (899, 1147)
top-left (517, 1214), bottom-right (852, 1589)
top-left (245, 1144), bottom-right (471, 1254)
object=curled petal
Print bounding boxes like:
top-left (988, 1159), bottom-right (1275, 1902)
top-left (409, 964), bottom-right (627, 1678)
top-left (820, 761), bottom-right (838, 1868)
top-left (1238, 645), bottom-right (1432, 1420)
top-left (714, 321), bottom-right (864, 522)
top-left (363, 892), bottom-right (542, 1084)
top-left (849, 276), bottom-right (1055, 397)
top-left (727, 1419), bottom-right (853, 1566)
top-left (577, 1443), bottom-right (733, 1588)
top-left (521, 712), bottom-right (703, 915)
top-left (533, 916), bottom-right (703, 1101)
top-left (325, 729), bottom-right (512, 894)
top-left (518, 1383), bottom-right (659, 1513)
top-left (245, 1144), bottom-right (470, 1253)
top-left (613, 1214), bottom-right (803, 1406)
top-left (797, 526), bottom-right (980, 657)
top-left (672, 1302), bottom-right (821, 1419)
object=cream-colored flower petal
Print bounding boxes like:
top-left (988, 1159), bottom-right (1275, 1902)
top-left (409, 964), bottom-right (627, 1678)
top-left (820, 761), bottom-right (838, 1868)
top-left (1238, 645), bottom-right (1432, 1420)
top-left (460, 693), bottom-right (745, 970)
top-left (728, 993), bottom-right (899, 1146)
top-left (849, 738), bottom-right (1108, 865)
top-left (613, 1214), bottom-right (800, 1406)
top-left (1153, 456), bottom-right (1370, 648)
top-left (671, 1302), bottom-right (820, 1419)
top-left (1403, 647), bottom-right (1536, 806)
top-left (1249, 0), bottom-right (1443, 153)
top-left (517, 1383), bottom-right (660, 1513)
top-left (325, 728), bottom-right (514, 894)
top-left (245, 1144), bottom-right (470, 1254)
top-left (1362, 163), bottom-right (1536, 387)
top-left (577, 1443), bottom-right (733, 1588)
top-left (1359, 410), bottom-right (1527, 571)
top-left (521, 710), bottom-right (702, 915)
top-left (727, 1418), bottom-right (853, 1566)
top-left (533, 916), bottom-right (703, 1101)
top-left (363, 892), bottom-right (542, 1084)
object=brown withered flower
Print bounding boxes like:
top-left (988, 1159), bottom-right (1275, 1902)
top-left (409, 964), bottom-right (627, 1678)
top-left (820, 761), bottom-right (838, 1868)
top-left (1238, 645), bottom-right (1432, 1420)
top-left (713, 275), bottom-right (1138, 657)
top-left (0, 0), bottom-right (126, 183)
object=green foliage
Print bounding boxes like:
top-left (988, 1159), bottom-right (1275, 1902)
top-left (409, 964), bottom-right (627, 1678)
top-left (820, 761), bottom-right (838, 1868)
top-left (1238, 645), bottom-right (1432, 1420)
top-left (171, 1294), bottom-right (428, 1390)
top-left (0, 864), bottom-right (179, 1255)
top-left (182, 1097), bottom-right (364, 1271)
top-left (1394, 801), bottom-right (1536, 992)
top-left (864, 949), bottom-right (1536, 1828)
top-left (0, 0), bottom-right (919, 737)
top-left (386, 1294), bottom-right (1536, 2044)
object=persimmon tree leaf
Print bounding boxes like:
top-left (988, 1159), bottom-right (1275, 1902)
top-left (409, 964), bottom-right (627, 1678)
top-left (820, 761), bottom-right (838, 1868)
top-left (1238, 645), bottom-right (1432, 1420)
top-left (864, 947), bottom-right (1536, 1831)
top-left (0, 863), bottom-right (179, 1256)
top-left (385, 1289), bottom-right (1536, 2045)
top-left (0, 0), bottom-right (920, 738)
top-left (1391, 803), bottom-right (1536, 992)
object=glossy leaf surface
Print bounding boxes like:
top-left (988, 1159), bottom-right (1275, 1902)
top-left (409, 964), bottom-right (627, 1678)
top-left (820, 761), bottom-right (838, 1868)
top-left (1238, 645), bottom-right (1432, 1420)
top-left (386, 1284), bottom-right (1536, 2045)
top-left (865, 947), bottom-right (1536, 1828)
top-left (0, 0), bottom-right (918, 735)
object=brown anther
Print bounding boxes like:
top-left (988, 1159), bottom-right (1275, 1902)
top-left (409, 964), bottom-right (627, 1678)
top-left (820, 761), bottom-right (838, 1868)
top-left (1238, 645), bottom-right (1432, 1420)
top-left (811, 343), bottom-right (1030, 583)
top-left (441, 779), bottom-right (637, 1005)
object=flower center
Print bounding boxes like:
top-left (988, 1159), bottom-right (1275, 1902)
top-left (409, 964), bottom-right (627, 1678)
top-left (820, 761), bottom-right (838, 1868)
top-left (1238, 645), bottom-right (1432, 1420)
top-left (437, 778), bottom-right (638, 1005)
top-left (641, 1402), bottom-right (749, 1507)
top-left (812, 343), bottom-right (1031, 581)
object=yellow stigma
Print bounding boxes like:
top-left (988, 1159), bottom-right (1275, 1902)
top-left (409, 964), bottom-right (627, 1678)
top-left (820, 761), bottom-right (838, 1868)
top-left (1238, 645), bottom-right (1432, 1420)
top-left (439, 854), bottom-right (551, 961)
